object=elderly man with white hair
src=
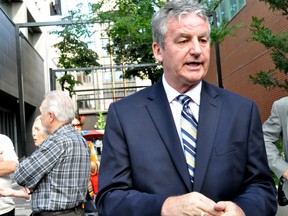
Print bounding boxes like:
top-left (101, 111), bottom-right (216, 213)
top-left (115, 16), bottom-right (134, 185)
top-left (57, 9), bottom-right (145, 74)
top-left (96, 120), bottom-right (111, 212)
top-left (15, 90), bottom-right (90, 216)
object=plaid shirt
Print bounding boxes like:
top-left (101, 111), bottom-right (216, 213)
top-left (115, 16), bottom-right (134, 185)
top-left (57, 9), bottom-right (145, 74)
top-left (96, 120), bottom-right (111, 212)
top-left (15, 124), bottom-right (90, 212)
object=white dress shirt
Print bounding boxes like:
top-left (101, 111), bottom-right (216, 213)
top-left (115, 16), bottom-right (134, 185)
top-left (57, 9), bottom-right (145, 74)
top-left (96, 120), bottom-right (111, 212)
top-left (162, 75), bottom-right (201, 150)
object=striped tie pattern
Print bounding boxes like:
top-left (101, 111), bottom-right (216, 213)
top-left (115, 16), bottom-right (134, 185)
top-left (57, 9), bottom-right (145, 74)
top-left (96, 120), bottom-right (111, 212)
top-left (177, 94), bottom-right (198, 183)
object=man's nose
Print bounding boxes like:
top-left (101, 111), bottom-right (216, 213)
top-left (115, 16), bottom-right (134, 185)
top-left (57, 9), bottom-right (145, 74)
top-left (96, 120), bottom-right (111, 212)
top-left (189, 40), bottom-right (202, 56)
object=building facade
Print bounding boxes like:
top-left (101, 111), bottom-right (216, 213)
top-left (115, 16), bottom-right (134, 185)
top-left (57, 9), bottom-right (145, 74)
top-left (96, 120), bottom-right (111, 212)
top-left (51, 0), bottom-right (152, 130)
top-left (206, 0), bottom-right (288, 123)
top-left (0, 0), bottom-right (56, 156)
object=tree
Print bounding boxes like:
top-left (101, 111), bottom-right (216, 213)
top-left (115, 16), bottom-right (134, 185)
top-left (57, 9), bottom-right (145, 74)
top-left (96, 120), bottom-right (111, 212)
top-left (259, 0), bottom-right (288, 17)
top-left (92, 0), bottom-right (242, 84)
top-left (51, 3), bottom-right (100, 96)
top-left (91, 0), bottom-right (164, 84)
top-left (249, 1), bottom-right (288, 91)
top-left (249, 2), bottom-right (287, 185)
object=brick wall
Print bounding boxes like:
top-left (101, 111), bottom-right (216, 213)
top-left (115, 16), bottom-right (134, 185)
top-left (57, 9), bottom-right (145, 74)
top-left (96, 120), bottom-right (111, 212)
top-left (205, 0), bottom-right (288, 123)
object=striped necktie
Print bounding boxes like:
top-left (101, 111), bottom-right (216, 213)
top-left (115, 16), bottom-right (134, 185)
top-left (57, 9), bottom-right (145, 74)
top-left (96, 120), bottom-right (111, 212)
top-left (177, 94), bottom-right (198, 183)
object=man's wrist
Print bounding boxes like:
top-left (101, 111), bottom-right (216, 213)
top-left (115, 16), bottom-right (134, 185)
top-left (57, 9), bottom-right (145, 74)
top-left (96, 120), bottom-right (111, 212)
top-left (25, 195), bottom-right (31, 202)
top-left (161, 197), bottom-right (171, 216)
top-left (283, 170), bottom-right (288, 180)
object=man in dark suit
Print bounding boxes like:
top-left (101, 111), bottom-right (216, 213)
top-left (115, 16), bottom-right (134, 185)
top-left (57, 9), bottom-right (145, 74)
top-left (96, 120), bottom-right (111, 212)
top-left (96, 0), bottom-right (277, 215)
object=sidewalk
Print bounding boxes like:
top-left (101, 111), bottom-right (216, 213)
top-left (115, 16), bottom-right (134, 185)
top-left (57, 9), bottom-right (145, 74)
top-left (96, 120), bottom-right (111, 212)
top-left (277, 205), bottom-right (288, 216)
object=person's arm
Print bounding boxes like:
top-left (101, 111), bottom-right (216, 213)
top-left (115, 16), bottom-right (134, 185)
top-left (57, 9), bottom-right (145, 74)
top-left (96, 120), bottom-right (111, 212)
top-left (96, 104), bottom-right (167, 216)
top-left (232, 102), bottom-right (277, 215)
top-left (15, 138), bottom-right (63, 188)
top-left (283, 169), bottom-right (288, 180)
top-left (0, 187), bottom-right (30, 200)
top-left (0, 135), bottom-right (19, 176)
top-left (263, 100), bottom-right (288, 179)
top-left (0, 160), bottom-right (18, 176)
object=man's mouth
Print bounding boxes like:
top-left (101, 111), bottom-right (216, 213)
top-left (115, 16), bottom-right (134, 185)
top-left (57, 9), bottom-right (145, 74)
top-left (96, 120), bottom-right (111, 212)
top-left (186, 62), bottom-right (202, 67)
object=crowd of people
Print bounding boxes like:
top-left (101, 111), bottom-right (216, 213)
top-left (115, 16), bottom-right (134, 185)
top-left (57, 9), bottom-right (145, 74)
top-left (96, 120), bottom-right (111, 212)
top-left (0, 0), bottom-right (287, 216)
top-left (0, 90), bottom-right (100, 216)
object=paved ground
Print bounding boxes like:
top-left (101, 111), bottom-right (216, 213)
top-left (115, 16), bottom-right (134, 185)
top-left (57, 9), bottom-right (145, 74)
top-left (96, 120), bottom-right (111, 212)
top-left (276, 205), bottom-right (288, 216)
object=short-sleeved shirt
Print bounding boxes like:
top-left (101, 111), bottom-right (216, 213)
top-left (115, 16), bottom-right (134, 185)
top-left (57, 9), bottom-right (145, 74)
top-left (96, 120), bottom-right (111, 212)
top-left (0, 134), bottom-right (19, 215)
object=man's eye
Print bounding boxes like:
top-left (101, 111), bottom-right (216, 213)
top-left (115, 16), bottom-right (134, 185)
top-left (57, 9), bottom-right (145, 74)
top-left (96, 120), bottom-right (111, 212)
top-left (200, 38), bottom-right (208, 44)
top-left (178, 40), bottom-right (188, 44)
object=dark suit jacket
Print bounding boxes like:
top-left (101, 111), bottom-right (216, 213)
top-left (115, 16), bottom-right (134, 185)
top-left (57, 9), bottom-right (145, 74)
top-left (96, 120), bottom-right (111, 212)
top-left (96, 80), bottom-right (277, 216)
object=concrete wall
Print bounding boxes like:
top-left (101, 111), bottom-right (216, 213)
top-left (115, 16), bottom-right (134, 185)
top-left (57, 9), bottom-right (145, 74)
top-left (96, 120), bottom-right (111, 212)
top-left (0, 7), bottom-right (45, 157)
top-left (0, 9), bottom-right (18, 97)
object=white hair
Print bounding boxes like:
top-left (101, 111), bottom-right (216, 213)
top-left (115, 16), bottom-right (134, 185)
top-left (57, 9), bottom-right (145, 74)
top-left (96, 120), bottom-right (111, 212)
top-left (41, 90), bottom-right (75, 122)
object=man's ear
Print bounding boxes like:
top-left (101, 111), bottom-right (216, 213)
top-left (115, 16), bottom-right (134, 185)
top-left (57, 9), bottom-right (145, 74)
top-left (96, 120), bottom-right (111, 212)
top-left (48, 112), bottom-right (55, 123)
top-left (152, 42), bottom-right (163, 63)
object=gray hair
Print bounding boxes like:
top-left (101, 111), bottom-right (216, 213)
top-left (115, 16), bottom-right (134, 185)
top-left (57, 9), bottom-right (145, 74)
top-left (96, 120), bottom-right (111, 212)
top-left (41, 90), bottom-right (75, 122)
top-left (151, 0), bottom-right (210, 49)
top-left (33, 115), bottom-right (47, 135)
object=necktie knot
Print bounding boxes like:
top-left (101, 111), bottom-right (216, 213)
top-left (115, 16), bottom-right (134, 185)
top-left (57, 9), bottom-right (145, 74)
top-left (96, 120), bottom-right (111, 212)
top-left (177, 95), bottom-right (196, 120)
top-left (177, 94), bottom-right (191, 107)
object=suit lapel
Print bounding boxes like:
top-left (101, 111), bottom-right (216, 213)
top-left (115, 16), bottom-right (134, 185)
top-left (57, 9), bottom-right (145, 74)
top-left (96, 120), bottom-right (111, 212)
top-left (145, 81), bottom-right (192, 191)
top-left (193, 82), bottom-right (222, 192)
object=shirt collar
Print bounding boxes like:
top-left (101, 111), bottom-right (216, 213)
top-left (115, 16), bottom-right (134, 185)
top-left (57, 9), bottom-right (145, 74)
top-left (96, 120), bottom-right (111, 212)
top-left (162, 75), bottom-right (202, 105)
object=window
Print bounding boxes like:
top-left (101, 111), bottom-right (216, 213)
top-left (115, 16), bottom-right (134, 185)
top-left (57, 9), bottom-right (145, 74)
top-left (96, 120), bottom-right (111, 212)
top-left (101, 38), bottom-right (110, 57)
top-left (78, 94), bottom-right (96, 110)
top-left (215, 0), bottom-right (246, 26)
top-left (76, 72), bottom-right (93, 84)
top-left (102, 70), bottom-right (112, 83)
top-left (114, 70), bottom-right (123, 82)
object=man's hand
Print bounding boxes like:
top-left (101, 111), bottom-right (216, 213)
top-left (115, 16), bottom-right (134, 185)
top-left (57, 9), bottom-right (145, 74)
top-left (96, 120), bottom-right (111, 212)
top-left (214, 201), bottom-right (245, 216)
top-left (161, 192), bottom-right (224, 216)
top-left (0, 187), bottom-right (31, 200)
top-left (283, 169), bottom-right (288, 180)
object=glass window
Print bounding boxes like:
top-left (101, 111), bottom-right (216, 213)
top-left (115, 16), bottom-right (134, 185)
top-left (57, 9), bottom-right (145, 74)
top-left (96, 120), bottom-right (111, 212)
top-left (114, 70), bottom-right (123, 82)
top-left (215, 0), bottom-right (246, 26)
top-left (76, 72), bottom-right (93, 84)
top-left (101, 38), bottom-right (109, 47)
top-left (78, 94), bottom-right (96, 110)
top-left (102, 70), bottom-right (112, 83)
top-left (101, 38), bottom-right (110, 57)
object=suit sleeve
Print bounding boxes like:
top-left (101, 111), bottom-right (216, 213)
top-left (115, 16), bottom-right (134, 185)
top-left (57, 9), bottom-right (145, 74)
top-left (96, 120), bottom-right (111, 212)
top-left (96, 103), bottom-right (167, 216)
top-left (234, 102), bottom-right (277, 215)
top-left (263, 100), bottom-right (288, 178)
